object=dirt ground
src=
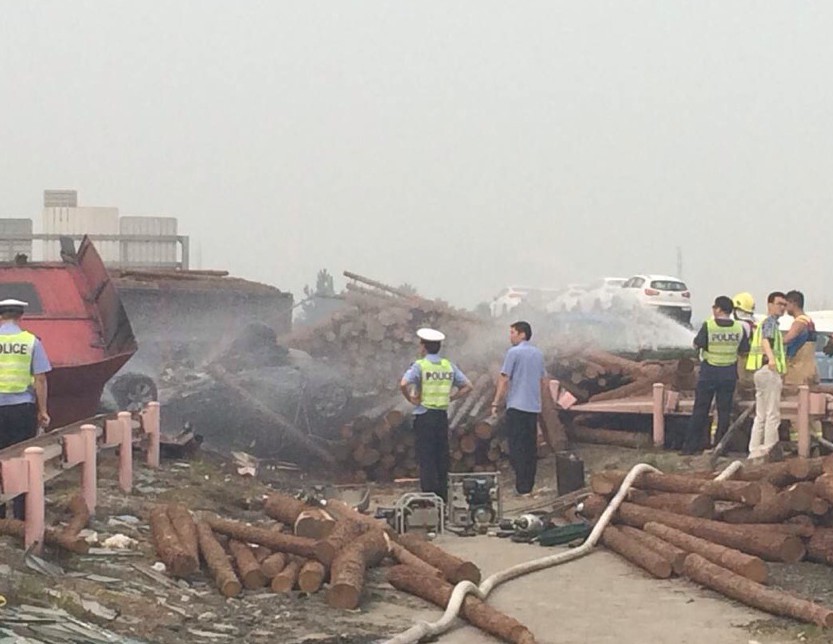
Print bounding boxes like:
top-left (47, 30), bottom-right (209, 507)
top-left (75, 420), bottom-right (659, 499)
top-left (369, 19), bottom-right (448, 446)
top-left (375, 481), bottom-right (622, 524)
top-left (1, 445), bottom-right (831, 643)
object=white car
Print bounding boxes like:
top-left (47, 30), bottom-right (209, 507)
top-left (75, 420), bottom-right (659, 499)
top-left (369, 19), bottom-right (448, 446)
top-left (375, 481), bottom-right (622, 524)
top-left (546, 284), bottom-right (588, 313)
top-left (490, 286), bottom-right (561, 318)
top-left (577, 277), bottom-right (628, 312)
top-left (620, 274), bottom-right (692, 325)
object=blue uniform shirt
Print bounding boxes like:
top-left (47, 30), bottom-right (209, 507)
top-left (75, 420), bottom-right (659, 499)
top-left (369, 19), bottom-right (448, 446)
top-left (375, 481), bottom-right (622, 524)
top-left (501, 341), bottom-right (546, 413)
top-left (0, 321), bottom-right (52, 406)
top-left (402, 353), bottom-right (469, 415)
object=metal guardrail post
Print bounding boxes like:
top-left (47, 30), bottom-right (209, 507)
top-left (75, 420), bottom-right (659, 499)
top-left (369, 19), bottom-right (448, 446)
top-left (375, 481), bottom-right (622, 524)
top-left (652, 383), bottom-right (666, 448)
top-left (81, 424), bottom-right (98, 512)
top-left (24, 447), bottom-right (45, 552)
top-left (118, 411), bottom-right (133, 493)
top-left (144, 401), bottom-right (161, 468)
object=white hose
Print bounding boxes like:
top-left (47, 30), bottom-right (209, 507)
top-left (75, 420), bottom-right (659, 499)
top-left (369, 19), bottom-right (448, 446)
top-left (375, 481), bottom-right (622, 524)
top-left (384, 462), bottom-right (660, 644)
top-left (714, 460), bottom-right (743, 481)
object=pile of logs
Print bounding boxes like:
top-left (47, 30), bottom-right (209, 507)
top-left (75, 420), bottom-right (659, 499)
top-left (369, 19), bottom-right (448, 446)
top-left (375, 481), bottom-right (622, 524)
top-left (148, 492), bottom-right (536, 643)
top-left (583, 457), bottom-right (833, 627)
top-left (0, 493), bottom-right (91, 554)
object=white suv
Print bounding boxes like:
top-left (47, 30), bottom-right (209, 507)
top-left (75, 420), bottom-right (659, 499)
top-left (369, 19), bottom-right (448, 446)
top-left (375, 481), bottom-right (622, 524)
top-left (578, 277), bottom-right (628, 312)
top-left (620, 274), bottom-right (692, 325)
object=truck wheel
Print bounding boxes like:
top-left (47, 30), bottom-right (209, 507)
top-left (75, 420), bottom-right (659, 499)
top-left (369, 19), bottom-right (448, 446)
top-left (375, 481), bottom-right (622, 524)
top-left (109, 373), bottom-right (159, 412)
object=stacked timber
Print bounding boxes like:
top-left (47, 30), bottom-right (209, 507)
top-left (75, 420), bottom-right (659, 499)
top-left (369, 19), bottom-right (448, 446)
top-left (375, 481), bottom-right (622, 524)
top-left (582, 456), bottom-right (833, 628)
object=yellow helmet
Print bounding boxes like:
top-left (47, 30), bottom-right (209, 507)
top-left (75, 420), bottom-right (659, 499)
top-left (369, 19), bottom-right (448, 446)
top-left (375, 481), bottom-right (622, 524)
top-left (732, 292), bottom-right (755, 314)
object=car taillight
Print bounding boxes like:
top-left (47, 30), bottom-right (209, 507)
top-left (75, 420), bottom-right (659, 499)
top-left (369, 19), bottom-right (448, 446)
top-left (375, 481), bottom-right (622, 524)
top-left (681, 291), bottom-right (691, 298)
top-left (644, 288), bottom-right (660, 296)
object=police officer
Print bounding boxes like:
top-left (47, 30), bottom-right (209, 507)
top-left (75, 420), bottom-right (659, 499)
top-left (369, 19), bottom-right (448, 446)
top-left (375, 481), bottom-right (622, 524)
top-left (681, 296), bottom-right (748, 455)
top-left (400, 328), bottom-right (472, 503)
top-left (0, 298), bottom-right (52, 519)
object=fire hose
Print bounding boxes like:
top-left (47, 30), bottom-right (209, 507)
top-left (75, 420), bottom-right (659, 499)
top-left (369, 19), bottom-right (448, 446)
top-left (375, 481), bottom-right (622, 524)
top-left (384, 459), bottom-right (746, 644)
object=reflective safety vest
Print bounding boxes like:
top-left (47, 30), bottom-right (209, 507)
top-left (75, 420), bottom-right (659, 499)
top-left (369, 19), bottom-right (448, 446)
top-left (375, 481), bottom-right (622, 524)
top-left (0, 331), bottom-right (35, 393)
top-left (745, 321), bottom-right (786, 374)
top-left (417, 358), bottom-right (454, 410)
top-left (702, 319), bottom-right (743, 367)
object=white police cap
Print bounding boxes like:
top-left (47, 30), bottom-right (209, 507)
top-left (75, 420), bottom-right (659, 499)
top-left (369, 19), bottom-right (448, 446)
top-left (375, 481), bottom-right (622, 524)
top-left (0, 299), bottom-right (28, 308)
top-left (416, 328), bottom-right (445, 342)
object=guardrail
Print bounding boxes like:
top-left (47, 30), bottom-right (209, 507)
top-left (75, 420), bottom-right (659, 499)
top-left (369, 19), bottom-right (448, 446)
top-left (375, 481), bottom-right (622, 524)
top-left (0, 401), bottom-right (160, 552)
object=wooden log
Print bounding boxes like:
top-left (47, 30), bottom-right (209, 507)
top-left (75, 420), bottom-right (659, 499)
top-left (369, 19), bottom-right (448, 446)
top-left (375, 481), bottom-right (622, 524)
top-left (195, 521), bottom-right (241, 597)
top-left (397, 533), bottom-right (481, 584)
top-left (474, 419), bottom-right (496, 441)
top-left (582, 496), bottom-right (805, 562)
top-left (815, 473), bottom-right (833, 505)
top-left (250, 545), bottom-right (271, 563)
top-left (719, 484), bottom-right (815, 524)
top-left (314, 520), bottom-right (367, 566)
top-left (387, 565), bottom-right (536, 644)
top-left (568, 426), bottom-right (652, 449)
top-left (736, 461), bottom-right (794, 487)
top-left (294, 509), bottom-right (336, 540)
top-left (260, 552), bottom-right (287, 579)
top-left (228, 539), bottom-right (267, 589)
top-left (206, 516), bottom-right (316, 559)
top-left (460, 433), bottom-right (478, 455)
top-left (62, 494), bottom-right (91, 539)
top-left (271, 556), bottom-right (302, 593)
top-left (327, 529), bottom-right (389, 609)
top-left (264, 493), bottom-right (309, 524)
top-left (539, 379), bottom-right (568, 451)
top-left (790, 457), bottom-right (825, 481)
top-left (813, 497), bottom-right (831, 516)
top-left (806, 527), bottom-right (833, 566)
top-left (588, 378), bottom-right (653, 402)
top-left (643, 522), bottom-right (768, 584)
top-left (683, 553), bottom-right (833, 627)
top-left (591, 470), bottom-right (761, 505)
top-left (298, 559), bottom-right (327, 593)
top-left (150, 505), bottom-right (198, 577)
top-left (628, 489), bottom-right (714, 519)
top-left (323, 498), bottom-right (393, 534)
top-left (167, 502), bottom-right (200, 564)
top-left (618, 525), bottom-right (687, 574)
top-left (0, 518), bottom-right (88, 554)
top-left (388, 540), bottom-right (444, 578)
top-left (601, 525), bottom-right (672, 578)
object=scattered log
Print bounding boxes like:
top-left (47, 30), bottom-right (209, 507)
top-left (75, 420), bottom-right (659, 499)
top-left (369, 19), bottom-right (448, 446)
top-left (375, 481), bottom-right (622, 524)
top-left (601, 525), bottom-right (672, 578)
top-left (294, 509), bottom-right (336, 540)
top-left (150, 505), bottom-right (198, 577)
top-left (388, 540), bottom-right (444, 578)
top-left (397, 533), bottom-right (482, 584)
top-left (591, 470), bottom-right (761, 505)
top-left (167, 503), bottom-right (200, 564)
top-left (314, 520), bottom-right (367, 566)
top-left (683, 553), bottom-right (833, 627)
top-left (618, 525), bottom-right (687, 574)
top-left (806, 528), bottom-right (833, 566)
top-left (815, 473), bottom-right (833, 505)
top-left (260, 552), bottom-right (287, 579)
top-left (627, 489), bottom-right (714, 519)
top-left (719, 485), bottom-right (815, 524)
top-left (643, 522), bottom-right (768, 584)
top-left (264, 493), bottom-right (309, 524)
top-left (206, 516), bottom-right (317, 559)
top-left (327, 529), bottom-right (388, 609)
top-left (271, 556), bottom-right (302, 593)
top-left (0, 519), bottom-right (88, 554)
top-left (322, 498), bottom-right (393, 534)
top-left (62, 494), bottom-right (91, 539)
top-left (195, 521), bottom-right (241, 597)
top-left (250, 545), bottom-right (271, 563)
top-left (298, 559), bottom-right (327, 593)
top-left (568, 426), bottom-right (652, 449)
top-left (790, 457), bottom-right (825, 481)
top-left (736, 461), bottom-right (794, 487)
top-left (387, 565), bottom-right (536, 644)
top-left (228, 539), bottom-right (267, 589)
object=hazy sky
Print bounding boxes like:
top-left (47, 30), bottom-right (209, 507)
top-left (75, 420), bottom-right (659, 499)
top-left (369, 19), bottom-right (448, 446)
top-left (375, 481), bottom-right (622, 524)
top-left (2, 2), bottom-right (832, 316)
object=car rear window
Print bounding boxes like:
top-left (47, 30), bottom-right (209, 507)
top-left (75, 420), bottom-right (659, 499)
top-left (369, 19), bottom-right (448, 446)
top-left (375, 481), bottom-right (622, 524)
top-left (0, 282), bottom-right (43, 314)
top-left (650, 280), bottom-right (687, 291)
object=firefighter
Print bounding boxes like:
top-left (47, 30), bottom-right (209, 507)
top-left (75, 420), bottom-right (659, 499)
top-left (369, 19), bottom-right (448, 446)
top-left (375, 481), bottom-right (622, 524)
top-left (732, 291), bottom-right (756, 390)
top-left (399, 328), bottom-right (472, 503)
top-left (783, 290), bottom-right (819, 387)
top-left (0, 298), bottom-right (52, 519)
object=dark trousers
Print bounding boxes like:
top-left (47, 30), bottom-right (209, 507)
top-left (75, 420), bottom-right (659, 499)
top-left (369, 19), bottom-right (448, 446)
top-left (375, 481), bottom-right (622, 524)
top-left (506, 408), bottom-right (539, 494)
top-left (413, 410), bottom-right (450, 503)
top-left (0, 403), bottom-right (37, 519)
top-left (683, 378), bottom-right (736, 453)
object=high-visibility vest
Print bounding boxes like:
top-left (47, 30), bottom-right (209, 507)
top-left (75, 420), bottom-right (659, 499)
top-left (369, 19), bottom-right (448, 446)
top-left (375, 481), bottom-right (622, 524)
top-left (701, 319), bottom-right (743, 367)
top-left (417, 358), bottom-right (454, 410)
top-left (745, 320), bottom-right (786, 374)
top-left (0, 331), bottom-right (36, 394)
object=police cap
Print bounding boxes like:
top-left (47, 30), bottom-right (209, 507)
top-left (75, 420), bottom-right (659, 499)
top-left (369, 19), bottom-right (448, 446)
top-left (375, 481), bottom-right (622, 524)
top-left (0, 298), bottom-right (28, 314)
top-left (416, 328), bottom-right (445, 342)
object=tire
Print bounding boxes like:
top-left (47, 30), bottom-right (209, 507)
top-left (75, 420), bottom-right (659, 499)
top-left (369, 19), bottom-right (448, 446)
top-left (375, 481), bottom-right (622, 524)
top-left (108, 373), bottom-right (159, 412)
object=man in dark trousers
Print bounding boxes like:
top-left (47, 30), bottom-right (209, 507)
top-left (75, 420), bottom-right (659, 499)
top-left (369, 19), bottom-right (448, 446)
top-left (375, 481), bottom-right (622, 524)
top-left (400, 328), bottom-right (472, 503)
top-left (681, 295), bottom-right (748, 455)
top-left (491, 321), bottom-right (547, 496)
top-left (0, 298), bottom-right (52, 518)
